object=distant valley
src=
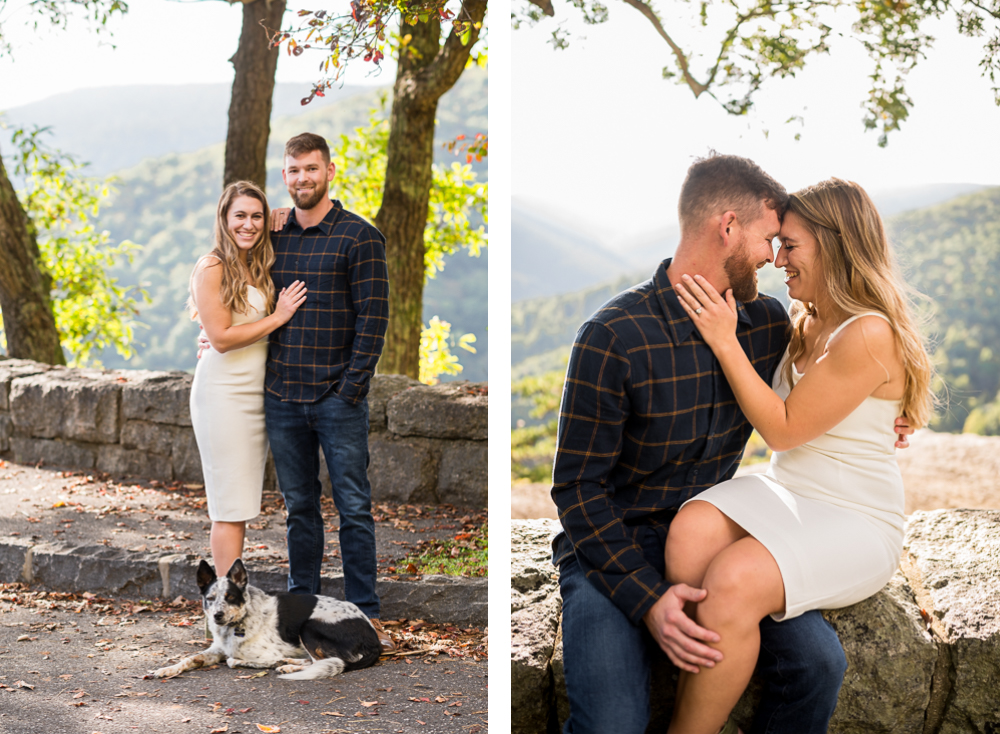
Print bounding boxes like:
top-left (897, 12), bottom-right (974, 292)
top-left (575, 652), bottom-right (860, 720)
top-left (4, 69), bottom-right (488, 381)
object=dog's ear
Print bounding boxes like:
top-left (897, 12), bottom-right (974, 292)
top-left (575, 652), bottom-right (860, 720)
top-left (226, 558), bottom-right (248, 590)
top-left (196, 560), bottom-right (216, 593)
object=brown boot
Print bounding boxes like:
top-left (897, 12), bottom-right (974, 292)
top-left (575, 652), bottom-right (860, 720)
top-left (370, 618), bottom-right (395, 652)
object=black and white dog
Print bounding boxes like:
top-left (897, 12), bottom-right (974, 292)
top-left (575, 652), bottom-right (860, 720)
top-left (151, 559), bottom-right (382, 680)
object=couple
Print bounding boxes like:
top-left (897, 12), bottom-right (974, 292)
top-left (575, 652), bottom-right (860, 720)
top-left (552, 153), bottom-right (933, 733)
top-left (186, 132), bottom-right (393, 650)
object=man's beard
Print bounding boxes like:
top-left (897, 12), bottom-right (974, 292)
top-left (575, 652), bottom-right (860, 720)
top-left (723, 238), bottom-right (760, 302)
top-left (289, 183), bottom-right (327, 210)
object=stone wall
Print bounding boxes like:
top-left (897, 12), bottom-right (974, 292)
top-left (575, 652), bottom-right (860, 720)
top-left (0, 359), bottom-right (487, 507)
top-left (512, 512), bottom-right (1000, 734)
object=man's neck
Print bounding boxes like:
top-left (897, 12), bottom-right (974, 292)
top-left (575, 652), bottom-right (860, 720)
top-left (293, 197), bottom-right (334, 230)
top-left (665, 244), bottom-right (728, 298)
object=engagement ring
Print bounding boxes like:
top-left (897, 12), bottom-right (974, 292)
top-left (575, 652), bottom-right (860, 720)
top-left (695, 308), bottom-right (703, 315)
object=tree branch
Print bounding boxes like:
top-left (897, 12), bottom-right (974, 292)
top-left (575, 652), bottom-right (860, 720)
top-left (526, 0), bottom-right (555, 17)
top-left (617, 0), bottom-right (708, 95)
top-left (411, 0), bottom-right (488, 104)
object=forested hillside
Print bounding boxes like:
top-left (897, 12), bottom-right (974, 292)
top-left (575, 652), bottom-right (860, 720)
top-left (84, 69), bottom-right (487, 380)
top-left (512, 186), bottom-right (1000, 434)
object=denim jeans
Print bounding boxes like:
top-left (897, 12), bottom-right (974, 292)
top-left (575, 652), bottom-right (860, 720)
top-left (556, 535), bottom-right (846, 734)
top-left (264, 390), bottom-right (379, 617)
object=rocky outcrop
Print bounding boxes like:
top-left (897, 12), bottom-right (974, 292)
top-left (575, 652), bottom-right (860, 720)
top-left (511, 511), bottom-right (1000, 734)
top-left (0, 359), bottom-right (487, 507)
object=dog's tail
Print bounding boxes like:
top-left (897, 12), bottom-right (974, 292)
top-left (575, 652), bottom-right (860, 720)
top-left (277, 657), bottom-right (346, 680)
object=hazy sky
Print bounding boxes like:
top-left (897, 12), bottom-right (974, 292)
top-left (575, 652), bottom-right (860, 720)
top-left (513, 2), bottom-right (1000, 240)
top-left (0, 0), bottom-right (394, 110)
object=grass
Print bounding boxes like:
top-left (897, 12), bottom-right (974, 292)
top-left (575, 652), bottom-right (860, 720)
top-left (397, 524), bottom-right (488, 577)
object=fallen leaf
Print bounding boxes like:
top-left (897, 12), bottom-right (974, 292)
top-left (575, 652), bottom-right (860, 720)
top-left (321, 711), bottom-right (345, 717)
top-left (435, 696), bottom-right (448, 703)
top-left (297, 700), bottom-right (309, 705)
top-left (210, 726), bottom-right (229, 733)
top-left (360, 701), bottom-right (379, 707)
top-left (256, 726), bottom-right (281, 733)
top-left (73, 691), bottom-right (87, 699)
top-left (13, 681), bottom-right (34, 690)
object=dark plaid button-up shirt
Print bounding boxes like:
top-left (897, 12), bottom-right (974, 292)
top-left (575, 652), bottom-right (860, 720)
top-left (265, 200), bottom-right (389, 405)
top-left (552, 258), bottom-right (790, 624)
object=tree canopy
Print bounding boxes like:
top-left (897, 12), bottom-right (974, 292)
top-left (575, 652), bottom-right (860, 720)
top-left (515, 0), bottom-right (1000, 145)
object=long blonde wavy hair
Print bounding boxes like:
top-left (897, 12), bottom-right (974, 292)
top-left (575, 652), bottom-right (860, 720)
top-left (782, 178), bottom-right (934, 428)
top-left (189, 181), bottom-right (276, 319)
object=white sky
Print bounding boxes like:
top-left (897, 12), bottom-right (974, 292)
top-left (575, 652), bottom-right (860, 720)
top-left (0, 0), bottom-right (395, 110)
top-left (513, 2), bottom-right (1000, 240)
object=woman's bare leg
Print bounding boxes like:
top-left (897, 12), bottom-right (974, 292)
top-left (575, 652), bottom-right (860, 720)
top-left (210, 521), bottom-right (246, 577)
top-left (665, 500), bottom-right (749, 588)
top-left (668, 537), bottom-right (785, 734)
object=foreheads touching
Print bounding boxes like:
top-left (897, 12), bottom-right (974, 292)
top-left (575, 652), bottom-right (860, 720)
top-left (678, 152), bottom-right (788, 239)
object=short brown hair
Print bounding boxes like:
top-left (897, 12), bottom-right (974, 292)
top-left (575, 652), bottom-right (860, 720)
top-left (678, 152), bottom-right (788, 234)
top-left (284, 132), bottom-right (331, 164)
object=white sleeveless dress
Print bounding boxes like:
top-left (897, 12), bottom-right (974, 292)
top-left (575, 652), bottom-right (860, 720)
top-left (190, 284), bottom-right (269, 522)
top-left (687, 313), bottom-right (905, 620)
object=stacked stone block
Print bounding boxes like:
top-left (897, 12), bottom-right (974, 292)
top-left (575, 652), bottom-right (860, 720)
top-left (0, 359), bottom-right (487, 508)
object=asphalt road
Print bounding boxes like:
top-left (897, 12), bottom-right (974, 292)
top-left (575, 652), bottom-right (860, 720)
top-left (0, 588), bottom-right (488, 734)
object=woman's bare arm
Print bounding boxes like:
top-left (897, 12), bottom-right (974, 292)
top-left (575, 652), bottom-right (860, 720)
top-left (677, 274), bottom-right (900, 451)
top-left (191, 258), bottom-right (306, 353)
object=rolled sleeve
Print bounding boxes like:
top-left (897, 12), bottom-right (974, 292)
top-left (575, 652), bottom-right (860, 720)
top-left (552, 321), bottom-right (672, 623)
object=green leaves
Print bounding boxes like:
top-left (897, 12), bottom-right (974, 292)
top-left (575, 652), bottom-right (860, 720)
top-left (518, 0), bottom-right (1000, 144)
top-left (4, 124), bottom-right (149, 367)
top-left (330, 99), bottom-right (487, 384)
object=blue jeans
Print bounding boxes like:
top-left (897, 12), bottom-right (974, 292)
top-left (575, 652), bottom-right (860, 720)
top-left (264, 390), bottom-right (379, 617)
top-left (556, 537), bottom-right (846, 734)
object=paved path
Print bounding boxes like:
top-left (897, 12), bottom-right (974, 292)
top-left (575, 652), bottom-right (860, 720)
top-left (0, 462), bottom-right (486, 625)
top-left (0, 585), bottom-right (487, 733)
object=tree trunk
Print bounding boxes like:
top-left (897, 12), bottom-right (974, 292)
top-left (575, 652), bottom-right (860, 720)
top-left (375, 0), bottom-right (487, 378)
top-left (223, 0), bottom-right (287, 189)
top-left (0, 148), bottom-right (66, 365)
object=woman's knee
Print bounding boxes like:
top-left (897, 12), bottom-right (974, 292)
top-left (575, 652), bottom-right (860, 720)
top-left (700, 542), bottom-right (784, 623)
top-left (664, 501), bottom-right (725, 583)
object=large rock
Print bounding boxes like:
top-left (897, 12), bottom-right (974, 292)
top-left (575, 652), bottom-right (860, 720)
top-left (97, 444), bottom-right (174, 481)
top-left (11, 437), bottom-right (96, 469)
top-left (437, 440), bottom-right (488, 507)
top-left (511, 512), bottom-right (1000, 733)
top-left (368, 434), bottom-right (441, 503)
top-left (119, 371), bottom-right (193, 426)
top-left (904, 509), bottom-right (1000, 734)
top-left (511, 519), bottom-right (562, 734)
top-left (387, 382), bottom-right (488, 440)
top-left (367, 374), bottom-right (422, 431)
top-left (0, 359), bottom-right (52, 410)
top-left (10, 369), bottom-right (122, 443)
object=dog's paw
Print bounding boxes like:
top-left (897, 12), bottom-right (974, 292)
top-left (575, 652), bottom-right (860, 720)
top-left (226, 657), bottom-right (246, 668)
top-left (280, 657), bottom-right (310, 666)
top-left (275, 664), bottom-right (306, 675)
top-left (150, 664), bottom-right (183, 679)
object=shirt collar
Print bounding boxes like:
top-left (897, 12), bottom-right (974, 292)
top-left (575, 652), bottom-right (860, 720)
top-left (653, 258), bottom-right (752, 344)
top-left (285, 199), bottom-right (344, 235)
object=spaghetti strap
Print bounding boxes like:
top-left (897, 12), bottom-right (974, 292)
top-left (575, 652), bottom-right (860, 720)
top-left (826, 312), bottom-right (893, 384)
top-left (825, 312), bottom-right (891, 347)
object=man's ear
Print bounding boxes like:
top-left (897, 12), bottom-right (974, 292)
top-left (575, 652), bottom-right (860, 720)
top-left (719, 211), bottom-right (737, 246)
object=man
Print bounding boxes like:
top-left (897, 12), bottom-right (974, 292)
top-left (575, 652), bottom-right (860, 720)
top-left (266, 132), bottom-right (391, 649)
top-left (552, 153), bottom-right (910, 732)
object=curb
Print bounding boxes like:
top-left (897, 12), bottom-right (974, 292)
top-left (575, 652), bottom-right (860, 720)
top-left (0, 537), bottom-right (487, 627)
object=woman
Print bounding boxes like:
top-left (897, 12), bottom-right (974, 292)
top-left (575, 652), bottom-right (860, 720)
top-left (189, 181), bottom-right (307, 576)
top-left (664, 179), bottom-right (933, 734)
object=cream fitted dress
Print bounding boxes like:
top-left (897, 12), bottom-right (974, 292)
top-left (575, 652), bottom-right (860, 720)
top-left (687, 313), bottom-right (905, 621)
top-left (190, 284), bottom-right (268, 522)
